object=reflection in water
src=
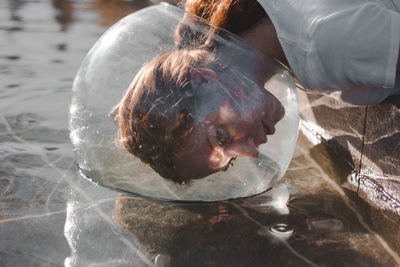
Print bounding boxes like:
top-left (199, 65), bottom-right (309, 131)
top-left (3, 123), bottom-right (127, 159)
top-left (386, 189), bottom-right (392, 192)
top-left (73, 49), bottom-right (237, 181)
top-left (52, 0), bottom-right (75, 30)
top-left (106, 134), bottom-right (399, 266)
top-left (1, 0), bottom-right (400, 266)
top-left (6, 0), bottom-right (25, 31)
top-left (51, 0), bottom-right (136, 30)
top-left (51, 0), bottom-right (182, 28)
top-left (84, 0), bottom-right (139, 27)
top-left (9, 0), bottom-right (24, 22)
top-left (306, 217), bottom-right (344, 233)
top-left (111, 189), bottom-right (387, 266)
top-left (269, 223), bottom-right (294, 235)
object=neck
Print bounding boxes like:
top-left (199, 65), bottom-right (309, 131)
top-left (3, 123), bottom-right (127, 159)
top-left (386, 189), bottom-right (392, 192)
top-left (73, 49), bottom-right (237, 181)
top-left (239, 17), bottom-right (288, 66)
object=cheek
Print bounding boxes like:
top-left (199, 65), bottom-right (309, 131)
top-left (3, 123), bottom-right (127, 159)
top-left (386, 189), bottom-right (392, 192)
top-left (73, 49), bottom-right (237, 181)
top-left (183, 135), bottom-right (214, 168)
top-left (208, 148), bottom-right (227, 168)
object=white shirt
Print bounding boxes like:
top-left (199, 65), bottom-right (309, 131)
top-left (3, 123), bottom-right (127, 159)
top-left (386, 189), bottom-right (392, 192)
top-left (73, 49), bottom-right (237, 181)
top-left (257, 0), bottom-right (400, 104)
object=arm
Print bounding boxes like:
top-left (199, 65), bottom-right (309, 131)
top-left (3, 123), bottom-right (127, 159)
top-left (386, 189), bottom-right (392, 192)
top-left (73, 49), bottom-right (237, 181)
top-left (303, 2), bottom-right (400, 90)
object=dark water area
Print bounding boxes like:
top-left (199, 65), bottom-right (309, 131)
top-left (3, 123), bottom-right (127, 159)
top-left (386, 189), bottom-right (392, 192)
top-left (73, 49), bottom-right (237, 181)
top-left (1, 1), bottom-right (399, 266)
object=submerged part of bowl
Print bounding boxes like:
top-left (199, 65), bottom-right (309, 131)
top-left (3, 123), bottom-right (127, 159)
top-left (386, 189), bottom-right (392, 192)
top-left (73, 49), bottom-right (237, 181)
top-left (69, 3), bottom-right (299, 201)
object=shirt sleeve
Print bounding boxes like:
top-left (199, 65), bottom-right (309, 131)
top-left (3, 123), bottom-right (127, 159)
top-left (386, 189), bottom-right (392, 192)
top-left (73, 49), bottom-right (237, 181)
top-left (258, 0), bottom-right (400, 92)
top-left (309, 2), bottom-right (400, 90)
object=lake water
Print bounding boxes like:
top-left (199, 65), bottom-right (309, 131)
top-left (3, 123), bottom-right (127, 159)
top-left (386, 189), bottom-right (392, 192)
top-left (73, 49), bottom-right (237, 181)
top-left (1, 1), bottom-right (399, 266)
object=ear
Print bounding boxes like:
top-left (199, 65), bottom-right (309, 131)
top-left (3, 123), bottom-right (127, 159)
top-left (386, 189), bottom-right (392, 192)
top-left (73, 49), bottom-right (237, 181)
top-left (190, 67), bottom-right (219, 83)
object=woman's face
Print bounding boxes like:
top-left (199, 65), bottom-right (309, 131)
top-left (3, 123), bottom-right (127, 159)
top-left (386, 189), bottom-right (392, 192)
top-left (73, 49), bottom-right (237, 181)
top-left (174, 82), bottom-right (284, 180)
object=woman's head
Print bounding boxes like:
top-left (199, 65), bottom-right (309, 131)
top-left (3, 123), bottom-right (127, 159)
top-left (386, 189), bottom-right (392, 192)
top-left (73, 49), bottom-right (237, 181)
top-left (117, 48), bottom-right (284, 183)
top-left (118, 49), bottom-right (215, 183)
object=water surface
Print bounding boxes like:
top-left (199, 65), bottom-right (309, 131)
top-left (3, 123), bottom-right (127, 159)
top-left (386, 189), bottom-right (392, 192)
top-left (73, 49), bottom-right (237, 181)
top-left (1, 1), bottom-right (399, 266)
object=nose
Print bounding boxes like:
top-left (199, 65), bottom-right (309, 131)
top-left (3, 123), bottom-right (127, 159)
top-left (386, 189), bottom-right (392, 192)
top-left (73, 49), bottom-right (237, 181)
top-left (260, 89), bottom-right (285, 125)
top-left (262, 118), bottom-right (276, 135)
top-left (227, 137), bottom-right (260, 158)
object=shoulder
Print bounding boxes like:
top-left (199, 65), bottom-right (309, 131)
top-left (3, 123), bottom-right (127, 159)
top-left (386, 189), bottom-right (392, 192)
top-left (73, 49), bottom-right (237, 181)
top-left (310, 2), bottom-right (400, 88)
top-left (258, 0), bottom-right (400, 90)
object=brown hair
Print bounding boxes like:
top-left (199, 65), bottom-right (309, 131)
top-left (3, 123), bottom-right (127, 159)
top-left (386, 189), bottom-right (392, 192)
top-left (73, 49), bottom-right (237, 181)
top-left (176, 0), bottom-right (268, 48)
top-left (117, 2), bottom-right (269, 183)
top-left (118, 49), bottom-right (217, 183)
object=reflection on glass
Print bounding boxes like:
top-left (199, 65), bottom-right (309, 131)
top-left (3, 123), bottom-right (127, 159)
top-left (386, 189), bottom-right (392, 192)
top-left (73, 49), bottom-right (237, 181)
top-left (112, 48), bottom-right (285, 183)
top-left (69, 3), bottom-right (299, 201)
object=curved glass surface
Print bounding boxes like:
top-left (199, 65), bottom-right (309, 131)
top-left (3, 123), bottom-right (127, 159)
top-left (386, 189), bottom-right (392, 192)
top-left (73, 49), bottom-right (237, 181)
top-left (69, 3), bottom-right (299, 201)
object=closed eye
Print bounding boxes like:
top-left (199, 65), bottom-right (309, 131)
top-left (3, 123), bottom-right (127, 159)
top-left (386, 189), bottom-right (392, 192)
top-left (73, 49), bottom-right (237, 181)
top-left (216, 129), bottom-right (226, 146)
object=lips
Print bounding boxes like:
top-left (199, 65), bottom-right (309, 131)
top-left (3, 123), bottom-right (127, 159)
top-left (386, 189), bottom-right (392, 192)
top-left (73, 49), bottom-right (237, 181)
top-left (222, 156), bottom-right (237, 171)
